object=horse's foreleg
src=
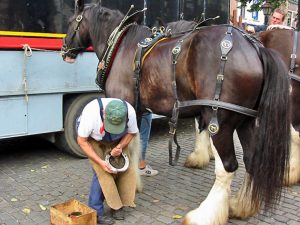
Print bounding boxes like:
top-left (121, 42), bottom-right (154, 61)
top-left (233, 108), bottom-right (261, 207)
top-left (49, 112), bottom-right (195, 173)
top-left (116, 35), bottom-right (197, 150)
top-left (184, 119), bottom-right (213, 168)
top-left (183, 137), bottom-right (234, 225)
top-left (284, 126), bottom-right (300, 185)
top-left (229, 173), bottom-right (261, 219)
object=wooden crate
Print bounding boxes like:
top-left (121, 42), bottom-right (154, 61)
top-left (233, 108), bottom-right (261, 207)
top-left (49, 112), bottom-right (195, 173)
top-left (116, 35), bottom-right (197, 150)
top-left (50, 199), bottom-right (96, 225)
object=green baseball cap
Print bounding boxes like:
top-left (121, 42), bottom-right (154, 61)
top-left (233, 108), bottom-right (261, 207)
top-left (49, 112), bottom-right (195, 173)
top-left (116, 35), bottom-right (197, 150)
top-left (104, 100), bottom-right (127, 134)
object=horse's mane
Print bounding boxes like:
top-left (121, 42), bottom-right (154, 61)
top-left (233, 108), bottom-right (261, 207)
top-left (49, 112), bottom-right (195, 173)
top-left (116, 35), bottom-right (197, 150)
top-left (122, 25), bottom-right (151, 47)
top-left (83, 3), bottom-right (150, 48)
top-left (84, 3), bottom-right (124, 41)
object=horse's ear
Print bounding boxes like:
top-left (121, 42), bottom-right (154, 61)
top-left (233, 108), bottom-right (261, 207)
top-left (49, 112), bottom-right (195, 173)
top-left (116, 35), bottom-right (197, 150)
top-left (75, 0), bottom-right (84, 14)
top-left (155, 17), bottom-right (166, 27)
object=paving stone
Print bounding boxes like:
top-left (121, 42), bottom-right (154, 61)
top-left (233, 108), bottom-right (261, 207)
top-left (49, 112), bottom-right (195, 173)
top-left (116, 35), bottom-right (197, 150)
top-left (0, 118), bottom-right (299, 225)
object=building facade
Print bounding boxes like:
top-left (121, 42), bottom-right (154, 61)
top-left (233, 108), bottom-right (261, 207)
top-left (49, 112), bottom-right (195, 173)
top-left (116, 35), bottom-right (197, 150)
top-left (232, 0), bottom-right (298, 29)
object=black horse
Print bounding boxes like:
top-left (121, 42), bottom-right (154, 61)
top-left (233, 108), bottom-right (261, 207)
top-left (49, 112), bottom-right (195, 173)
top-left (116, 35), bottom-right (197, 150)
top-left (62, 2), bottom-right (290, 224)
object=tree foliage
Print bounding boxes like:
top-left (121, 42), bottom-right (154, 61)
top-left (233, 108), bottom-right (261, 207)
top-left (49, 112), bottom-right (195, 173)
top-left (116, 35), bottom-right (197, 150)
top-left (238, 0), bottom-right (286, 12)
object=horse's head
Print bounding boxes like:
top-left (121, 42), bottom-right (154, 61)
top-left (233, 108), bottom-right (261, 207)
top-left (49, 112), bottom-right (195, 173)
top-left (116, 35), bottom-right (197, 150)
top-left (61, 0), bottom-right (91, 63)
top-left (62, 1), bottom-right (146, 64)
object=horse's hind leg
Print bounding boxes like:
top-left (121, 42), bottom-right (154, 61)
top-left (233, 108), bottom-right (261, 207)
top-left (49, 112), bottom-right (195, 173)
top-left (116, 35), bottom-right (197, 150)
top-left (285, 126), bottom-right (300, 185)
top-left (229, 120), bottom-right (261, 218)
top-left (183, 130), bottom-right (236, 225)
top-left (184, 119), bottom-right (214, 169)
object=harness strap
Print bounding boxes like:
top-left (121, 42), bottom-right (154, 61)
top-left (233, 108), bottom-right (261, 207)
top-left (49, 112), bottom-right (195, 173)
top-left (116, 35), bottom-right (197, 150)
top-left (178, 100), bottom-right (257, 117)
top-left (289, 31), bottom-right (298, 73)
top-left (168, 42), bottom-right (182, 166)
top-left (133, 31), bottom-right (166, 113)
top-left (289, 31), bottom-right (299, 82)
top-left (168, 31), bottom-right (194, 166)
top-left (208, 26), bottom-right (233, 135)
top-left (289, 72), bottom-right (300, 82)
top-left (134, 45), bottom-right (143, 112)
top-left (290, 31), bottom-right (298, 72)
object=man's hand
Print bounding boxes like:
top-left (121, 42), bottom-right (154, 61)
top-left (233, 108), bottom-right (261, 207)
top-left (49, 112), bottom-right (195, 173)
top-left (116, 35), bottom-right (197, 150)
top-left (246, 26), bottom-right (255, 34)
top-left (110, 144), bottom-right (122, 157)
top-left (100, 160), bottom-right (116, 174)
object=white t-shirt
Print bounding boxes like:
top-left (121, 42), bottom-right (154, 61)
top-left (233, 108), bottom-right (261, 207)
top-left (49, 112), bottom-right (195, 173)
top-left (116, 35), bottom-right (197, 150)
top-left (77, 98), bottom-right (138, 141)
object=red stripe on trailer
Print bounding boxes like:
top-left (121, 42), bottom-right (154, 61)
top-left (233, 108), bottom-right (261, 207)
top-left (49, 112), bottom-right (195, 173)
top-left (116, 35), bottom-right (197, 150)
top-left (0, 37), bottom-right (93, 51)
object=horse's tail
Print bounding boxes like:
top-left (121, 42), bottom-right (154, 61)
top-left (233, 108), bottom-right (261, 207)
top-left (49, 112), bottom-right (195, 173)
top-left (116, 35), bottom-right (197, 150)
top-left (129, 133), bottom-right (143, 192)
top-left (249, 47), bottom-right (290, 210)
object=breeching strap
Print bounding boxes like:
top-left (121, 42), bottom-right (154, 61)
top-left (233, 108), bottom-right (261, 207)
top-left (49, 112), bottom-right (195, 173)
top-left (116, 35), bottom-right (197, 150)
top-left (168, 29), bottom-right (196, 166)
top-left (168, 40), bottom-right (183, 166)
top-left (208, 26), bottom-right (233, 135)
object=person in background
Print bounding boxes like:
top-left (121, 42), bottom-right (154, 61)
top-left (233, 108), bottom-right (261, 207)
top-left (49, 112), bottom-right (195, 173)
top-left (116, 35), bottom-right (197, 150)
top-left (246, 8), bottom-right (286, 33)
top-left (77, 98), bottom-right (140, 225)
top-left (139, 112), bottom-right (159, 176)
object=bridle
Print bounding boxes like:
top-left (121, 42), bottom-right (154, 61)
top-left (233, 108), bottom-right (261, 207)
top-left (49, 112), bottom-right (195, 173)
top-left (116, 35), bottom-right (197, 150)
top-left (61, 14), bottom-right (86, 59)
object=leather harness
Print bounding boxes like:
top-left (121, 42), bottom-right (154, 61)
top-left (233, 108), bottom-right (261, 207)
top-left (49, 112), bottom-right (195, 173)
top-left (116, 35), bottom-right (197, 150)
top-left (166, 25), bottom-right (259, 165)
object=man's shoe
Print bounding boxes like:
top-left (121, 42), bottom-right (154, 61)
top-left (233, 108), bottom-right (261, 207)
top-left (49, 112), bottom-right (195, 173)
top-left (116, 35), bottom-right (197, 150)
top-left (97, 215), bottom-right (114, 225)
top-left (111, 208), bottom-right (125, 220)
top-left (139, 165), bottom-right (159, 176)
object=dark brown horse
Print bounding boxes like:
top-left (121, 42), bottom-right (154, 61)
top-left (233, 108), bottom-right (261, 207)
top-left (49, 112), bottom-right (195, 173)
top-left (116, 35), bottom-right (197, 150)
top-left (62, 2), bottom-right (290, 224)
top-left (259, 28), bottom-right (300, 186)
top-left (184, 27), bottom-right (300, 188)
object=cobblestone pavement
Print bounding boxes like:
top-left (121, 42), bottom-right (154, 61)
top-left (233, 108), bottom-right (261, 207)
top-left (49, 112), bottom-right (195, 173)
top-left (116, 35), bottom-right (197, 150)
top-left (0, 118), bottom-right (300, 225)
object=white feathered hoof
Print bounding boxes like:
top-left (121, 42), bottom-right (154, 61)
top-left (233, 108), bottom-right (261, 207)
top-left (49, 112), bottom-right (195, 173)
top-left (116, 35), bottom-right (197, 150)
top-left (284, 126), bottom-right (300, 186)
top-left (284, 165), bottom-right (300, 186)
top-left (184, 152), bottom-right (210, 169)
top-left (182, 209), bottom-right (227, 225)
top-left (229, 196), bottom-right (259, 219)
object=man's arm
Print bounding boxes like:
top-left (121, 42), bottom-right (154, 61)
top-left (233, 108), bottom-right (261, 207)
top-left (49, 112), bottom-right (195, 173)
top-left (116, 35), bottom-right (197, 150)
top-left (254, 25), bottom-right (267, 32)
top-left (77, 136), bottom-right (115, 173)
top-left (246, 25), bottom-right (267, 34)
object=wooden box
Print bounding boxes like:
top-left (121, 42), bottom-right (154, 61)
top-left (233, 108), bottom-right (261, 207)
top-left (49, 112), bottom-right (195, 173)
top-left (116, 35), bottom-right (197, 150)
top-left (50, 199), bottom-right (96, 225)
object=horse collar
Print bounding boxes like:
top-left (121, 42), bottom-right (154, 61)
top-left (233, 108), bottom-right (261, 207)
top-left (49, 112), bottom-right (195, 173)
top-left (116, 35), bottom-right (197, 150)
top-left (95, 23), bottom-right (134, 90)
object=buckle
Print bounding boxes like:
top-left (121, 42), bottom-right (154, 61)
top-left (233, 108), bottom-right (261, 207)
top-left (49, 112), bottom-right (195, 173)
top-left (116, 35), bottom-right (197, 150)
top-left (208, 123), bottom-right (219, 135)
top-left (217, 74), bottom-right (224, 81)
top-left (76, 15), bottom-right (83, 22)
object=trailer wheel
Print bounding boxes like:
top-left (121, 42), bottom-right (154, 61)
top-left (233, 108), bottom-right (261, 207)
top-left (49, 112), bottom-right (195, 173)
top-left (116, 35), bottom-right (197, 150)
top-left (55, 93), bottom-right (104, 158)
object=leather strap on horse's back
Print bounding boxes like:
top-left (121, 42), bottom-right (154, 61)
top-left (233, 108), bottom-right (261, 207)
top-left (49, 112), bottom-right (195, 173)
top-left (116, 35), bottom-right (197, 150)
top-left (133, 31), bottom-right (166, 112)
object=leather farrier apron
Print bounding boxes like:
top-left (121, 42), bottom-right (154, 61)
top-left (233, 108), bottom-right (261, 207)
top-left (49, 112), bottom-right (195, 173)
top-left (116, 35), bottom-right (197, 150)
top-left (89, 138), bottom-right (137, 210)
